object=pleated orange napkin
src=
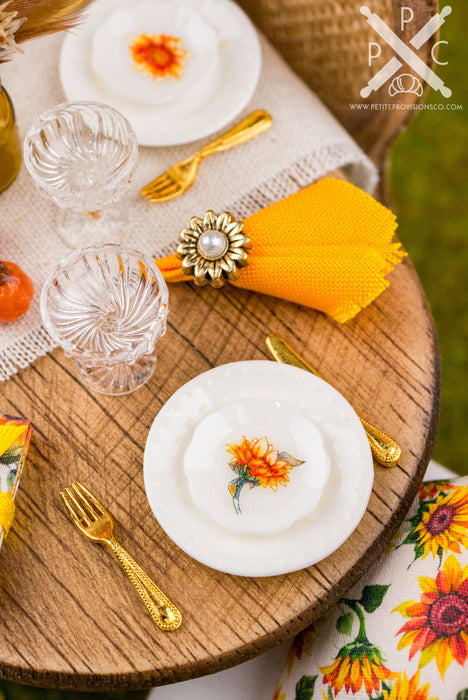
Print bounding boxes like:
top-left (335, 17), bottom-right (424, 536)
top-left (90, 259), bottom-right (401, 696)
top-left (155, 178), bottom-right (406, 323)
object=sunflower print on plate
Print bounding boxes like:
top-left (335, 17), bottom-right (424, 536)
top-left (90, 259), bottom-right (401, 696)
top-left (129, 34), bottom-right (187, 80)
top-left (226, 436), bottom-right (304, 514)
top-left (401, 484), bottom-right (468, 567)
top-left (394, 553), bottom-right (468, 678)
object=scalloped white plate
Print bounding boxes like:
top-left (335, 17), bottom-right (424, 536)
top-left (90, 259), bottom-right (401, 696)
top-left (60, 0), bottom-right (262, 146)
top-left (143, 361), bottom-right (374, 577)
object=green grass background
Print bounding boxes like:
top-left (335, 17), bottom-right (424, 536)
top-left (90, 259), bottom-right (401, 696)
top-left (0, 2), bottom-right (466, 697)
top-left (390, 0), bottom-right (467, 475)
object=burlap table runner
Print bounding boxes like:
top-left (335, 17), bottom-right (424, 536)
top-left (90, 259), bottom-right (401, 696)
top-left (0, 29), bottom-right (377, 381)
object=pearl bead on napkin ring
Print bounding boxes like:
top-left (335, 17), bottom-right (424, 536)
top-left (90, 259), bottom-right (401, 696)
top-left (176, 210), bottom-right (249, 288)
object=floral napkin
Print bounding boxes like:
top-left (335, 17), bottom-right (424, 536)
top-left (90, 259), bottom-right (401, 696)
top-left (274, 476), bottom-right (468, 700)
top-left (0, 414), bottom-right (32, 549)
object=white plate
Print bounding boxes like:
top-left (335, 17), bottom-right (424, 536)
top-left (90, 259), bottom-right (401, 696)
top-left (143, 361), bottom-right (374, 577)
top-left (60, 0), bottom-right (262, 146)
top-left (91, 1), bottom-right (219, 105)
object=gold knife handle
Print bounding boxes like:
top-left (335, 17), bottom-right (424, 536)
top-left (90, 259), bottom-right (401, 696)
top-left (108, 538), bottom-right (182, 631)
top-left (265, 333), bottom-right (401, 468)
top-left (197, 110), bottom-right (272, 160)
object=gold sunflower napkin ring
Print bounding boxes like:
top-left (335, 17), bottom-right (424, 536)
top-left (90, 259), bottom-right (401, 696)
top-left (176, 210), bottom-right (250, 288)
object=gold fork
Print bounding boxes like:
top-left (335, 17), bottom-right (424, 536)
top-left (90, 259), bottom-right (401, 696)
top-left (140, 109), bottom-right (273, 202)
top-left (60, 481), bottom-right (182, 631)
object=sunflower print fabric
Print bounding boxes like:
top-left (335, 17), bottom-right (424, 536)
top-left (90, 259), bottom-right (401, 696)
top-left (273, 477), bottom-right (468, 699)
top-left (0, 414), bottom-right (32, 549)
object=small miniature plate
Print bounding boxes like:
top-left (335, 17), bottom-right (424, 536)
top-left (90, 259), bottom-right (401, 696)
top-left (184, 399), bottom-right (331, 535)
top-left (91, 1), bottom-right (219, 105)
top-left (144, 361), bottom-right (374, 577)
top-left (60, 0), bottom-right (262, 146)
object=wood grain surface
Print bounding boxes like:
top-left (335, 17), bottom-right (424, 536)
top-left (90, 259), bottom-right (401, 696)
top-left (0, 256), bottom-right (439, 691)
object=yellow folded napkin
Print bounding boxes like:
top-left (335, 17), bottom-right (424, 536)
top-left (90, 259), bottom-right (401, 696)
top-left (156, 178), bottom-right (406, 323)
top-left (0, 414), bottom-right (32, 548)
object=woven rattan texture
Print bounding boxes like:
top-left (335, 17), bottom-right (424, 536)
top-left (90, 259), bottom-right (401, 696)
top-left (239, 0), bottom-right (438, 157)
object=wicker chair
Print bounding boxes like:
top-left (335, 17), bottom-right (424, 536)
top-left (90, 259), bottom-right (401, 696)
top-left (239, 0), bottom-right (438, 199)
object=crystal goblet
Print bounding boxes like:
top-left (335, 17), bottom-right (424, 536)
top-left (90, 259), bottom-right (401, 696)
top-left (40, 244), bottom-right (168, 395)
top-left (23, 101), bottom-right (138, 248)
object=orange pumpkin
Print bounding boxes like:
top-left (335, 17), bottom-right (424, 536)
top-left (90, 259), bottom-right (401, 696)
top-left (0, 261), bottom-right (34, 323)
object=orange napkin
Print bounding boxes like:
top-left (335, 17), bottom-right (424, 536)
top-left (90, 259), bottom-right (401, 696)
top-left (156, 178), bottom-right (406, 323)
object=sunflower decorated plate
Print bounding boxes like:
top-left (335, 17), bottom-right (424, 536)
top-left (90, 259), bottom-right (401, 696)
top-left (144, 361), bottom-right (374, 577)
top-left (59, 0), bottom-right (261, 146)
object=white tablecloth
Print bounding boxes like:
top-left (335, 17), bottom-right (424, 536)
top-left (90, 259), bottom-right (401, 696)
top-left (0, 29), bottom-right (376, 380)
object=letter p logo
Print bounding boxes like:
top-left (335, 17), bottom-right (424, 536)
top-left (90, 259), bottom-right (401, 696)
top-left (368, 42), bottom-right (382, 66)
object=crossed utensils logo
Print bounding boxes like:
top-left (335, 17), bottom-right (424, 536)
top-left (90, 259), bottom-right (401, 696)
top-left (360, 5), bottom-right (452, 99)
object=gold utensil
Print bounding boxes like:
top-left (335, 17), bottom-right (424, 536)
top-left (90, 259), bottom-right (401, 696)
top-left (141, 109), bottom-right (273, 202)
top-left (265, 333), bottom-right (402, 468)
top-left (60, 481), bottom-right (182, 631)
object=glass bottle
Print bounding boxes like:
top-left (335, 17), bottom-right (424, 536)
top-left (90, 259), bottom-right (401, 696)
top-left (0, 85), bottom-right (22, 193)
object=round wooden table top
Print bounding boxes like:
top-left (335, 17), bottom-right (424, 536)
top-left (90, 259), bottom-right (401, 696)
top-left (0, 256), bottom-right (439, 691)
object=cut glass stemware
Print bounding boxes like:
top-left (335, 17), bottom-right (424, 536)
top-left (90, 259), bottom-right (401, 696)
top-left (40, 244), bottom-right (168, 395)
top-left (24, 100), bottom-right (138, 248)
